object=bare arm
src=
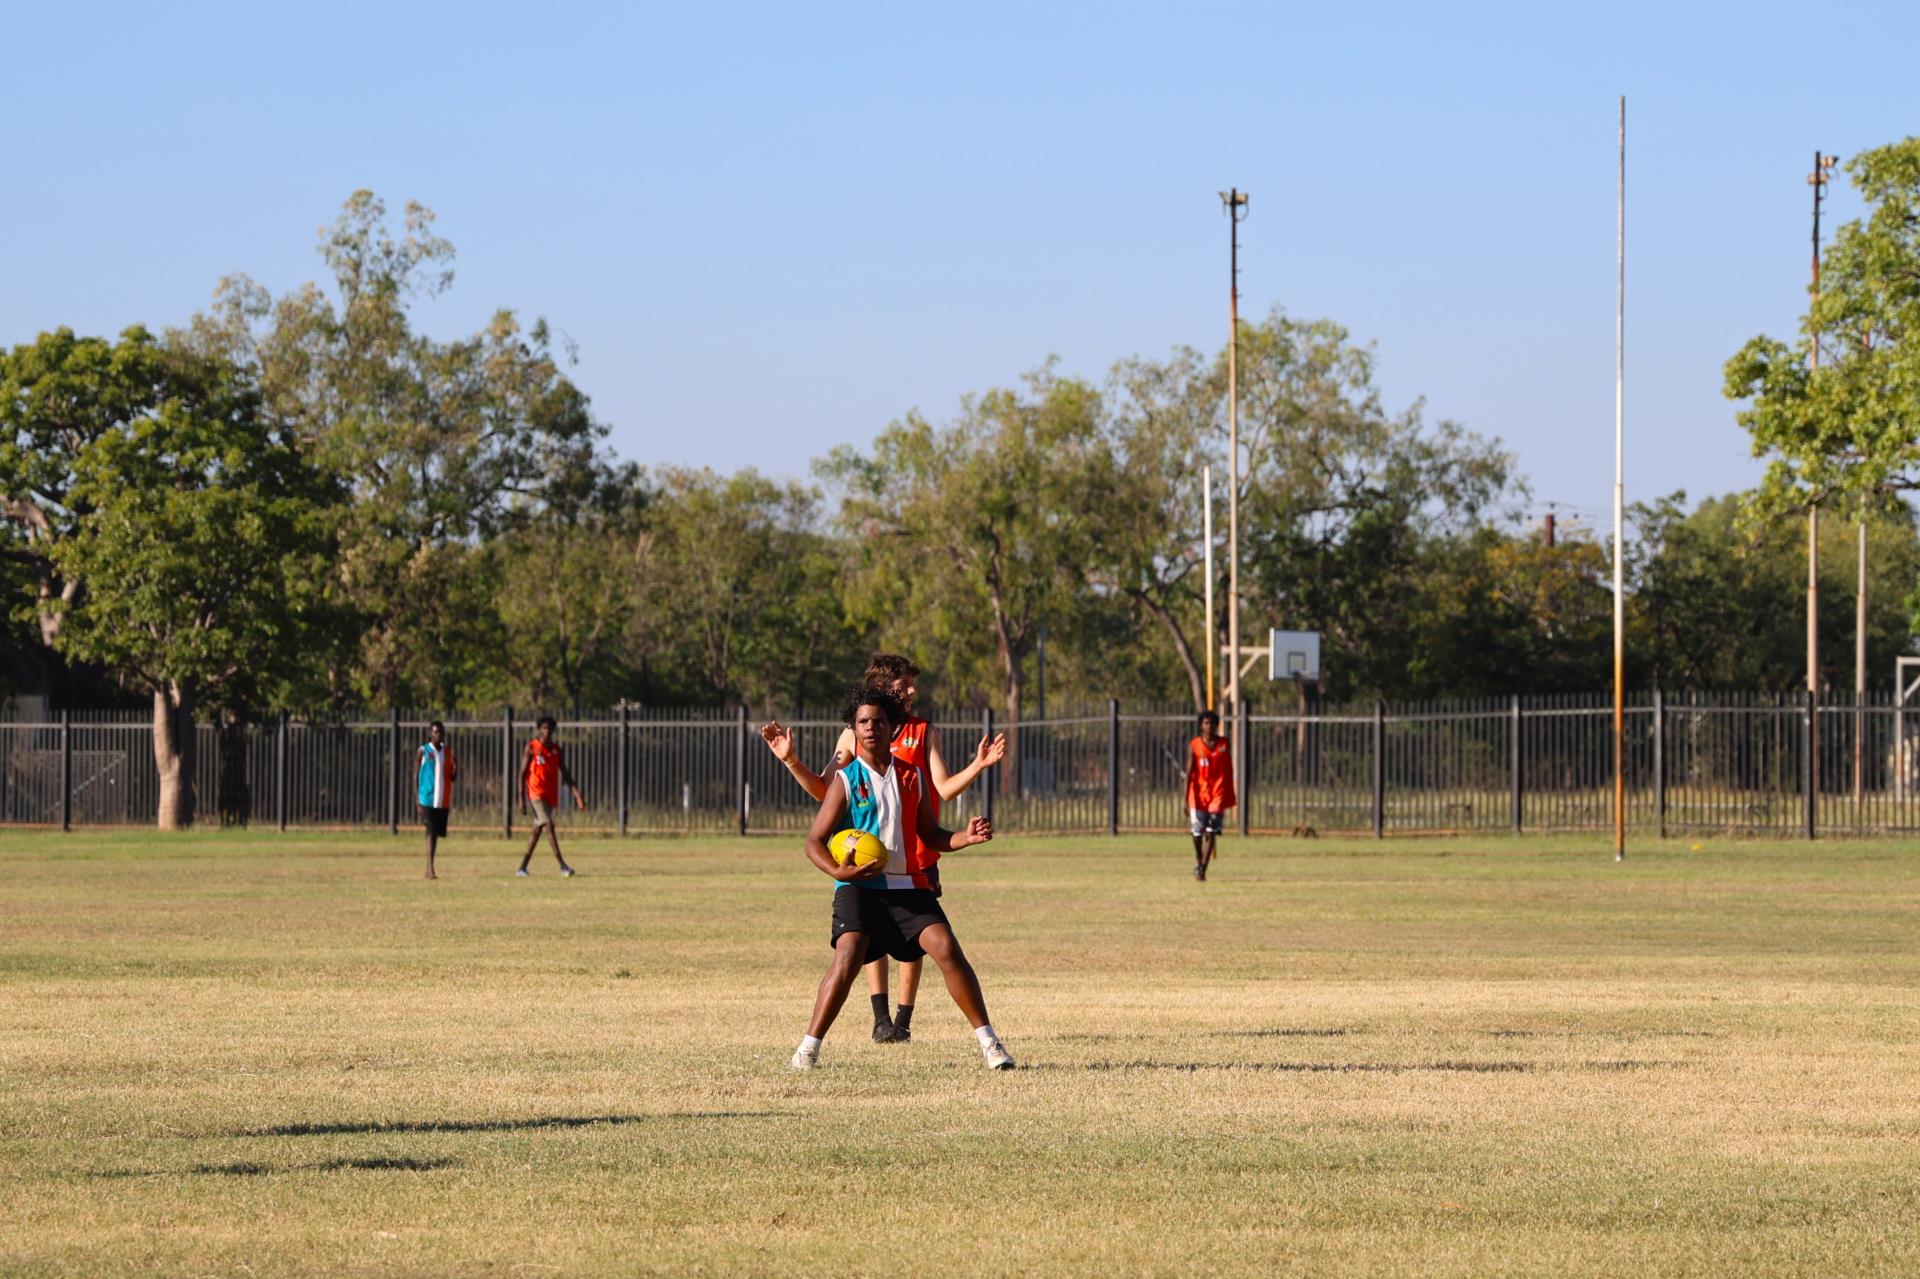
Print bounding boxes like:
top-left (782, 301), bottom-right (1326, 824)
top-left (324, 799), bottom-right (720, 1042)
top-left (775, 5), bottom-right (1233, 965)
top-left (557, 745), bottom-right (585, 806)
top-left (446, 746), bottom-right (458, 782)
top-left (805, 774), bottom-right (885, 882)
top-left (517, 744), bottom-right (532, 811)
top-left (917, 782), bottom-right (993, 853)
top-left (928, 724), bottom-right (1007, 803)
top-left (760, 720), bottom-right (847, 803)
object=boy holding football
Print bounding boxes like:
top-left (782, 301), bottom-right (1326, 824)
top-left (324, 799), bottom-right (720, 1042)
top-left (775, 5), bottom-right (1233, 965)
top-left (789, 683), bottom-right (1013, 1072)
top-left (760, 653), bottom-right (1004, 1041)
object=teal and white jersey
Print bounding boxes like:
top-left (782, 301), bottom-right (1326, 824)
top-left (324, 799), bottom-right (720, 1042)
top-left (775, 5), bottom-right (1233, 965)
top-left (417, 742), bottom-right (449, 808)
top-left (836, 755), bottom-right (924, 891)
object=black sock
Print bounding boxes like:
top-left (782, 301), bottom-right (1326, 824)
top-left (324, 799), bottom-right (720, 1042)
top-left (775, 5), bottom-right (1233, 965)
top-left (894, 1004), bottom-right (914, 1031)
top-left (870, 993), bottom-right (892, 1026)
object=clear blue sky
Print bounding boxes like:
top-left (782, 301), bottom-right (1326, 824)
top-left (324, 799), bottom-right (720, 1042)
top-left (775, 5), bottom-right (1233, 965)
top-left (5, 1), bottom-right (1916, 529)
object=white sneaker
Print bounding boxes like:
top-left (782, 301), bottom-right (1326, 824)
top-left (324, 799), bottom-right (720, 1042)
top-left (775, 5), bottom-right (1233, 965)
top-left (982, 1039), bottom-right (1015, 1071)
top-left (789, 1045), bottom-right (820, 1071)
top-left (561, 866), bottom-right (576, 878)
top-left (515, 869), bottom-right (529, 878)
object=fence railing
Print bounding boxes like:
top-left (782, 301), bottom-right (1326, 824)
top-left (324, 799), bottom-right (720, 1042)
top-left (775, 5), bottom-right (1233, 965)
top-left (5, 691), bottom-right (1920, 837)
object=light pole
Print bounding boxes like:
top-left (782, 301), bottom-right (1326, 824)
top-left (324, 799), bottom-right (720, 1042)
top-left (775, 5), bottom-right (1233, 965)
top-left (1612, 97), bottom-right (1626, 863)
top-left (1807, 150), bottom-right (1837, 811)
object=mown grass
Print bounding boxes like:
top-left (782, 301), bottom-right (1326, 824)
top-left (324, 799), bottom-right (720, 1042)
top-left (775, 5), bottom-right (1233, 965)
top-left (2, 829), bottom-right (1917, 1277)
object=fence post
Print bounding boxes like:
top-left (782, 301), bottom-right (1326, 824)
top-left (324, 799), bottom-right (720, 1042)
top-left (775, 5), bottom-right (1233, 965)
top-left (1372, 700), bottom-right (1385, 838)
top-left (1237, 697), bottom-right (1251, 837)
top-left (60, 709), bottom-right (72, 832)
top-left (1107, 699), bottom-right (1120, 836)
top-left (618, 701), bottom-right (631, 838)
top-left (1509, 694), bottom-right (1523, 834)
top-left (388, 707), bottom-right (401, 834)
top-left (1653, 688), bottom-right (1666, 839)
top-left (736, 705), bottom-right (749, 836)
top-left (1804, 688), bottom-right (1817, 841)
top-left (277, 711), bottom-right (290, 832)
top-left (502, 706), bottom-right (514, 839)
top-left (982, 708), bottom-right (996, 827)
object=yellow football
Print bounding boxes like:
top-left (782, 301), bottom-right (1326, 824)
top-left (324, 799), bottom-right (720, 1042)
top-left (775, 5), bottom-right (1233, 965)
top-left (829, 828), bottom-right (887, 869)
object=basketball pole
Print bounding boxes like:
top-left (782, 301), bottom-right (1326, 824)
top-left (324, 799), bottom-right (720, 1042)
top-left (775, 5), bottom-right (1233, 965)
top-left (1612, 96), bottom-right (1626, 864)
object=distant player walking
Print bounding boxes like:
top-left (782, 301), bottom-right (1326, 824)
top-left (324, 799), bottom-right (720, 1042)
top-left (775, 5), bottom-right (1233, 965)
top-left (418, 720), bottom-right (457, 880)
top-left (1185, 709), bottom-right (1235, 881)
top-left (517, 715), bottom-right (583, 878)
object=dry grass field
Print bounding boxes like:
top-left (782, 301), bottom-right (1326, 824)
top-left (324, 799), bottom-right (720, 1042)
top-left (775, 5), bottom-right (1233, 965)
top-left (2, 828), bottom-right (1917, 1277)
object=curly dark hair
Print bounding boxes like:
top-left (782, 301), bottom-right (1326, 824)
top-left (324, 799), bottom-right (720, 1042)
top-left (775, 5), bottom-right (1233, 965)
top-left (841, 682), bottom-right (906, 731)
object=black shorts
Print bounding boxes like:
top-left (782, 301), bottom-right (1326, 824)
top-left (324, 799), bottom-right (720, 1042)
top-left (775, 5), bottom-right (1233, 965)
top-left (829, 887), bottom-right (950, 963)
top-left (419, 805), bottom-right (449, 837)
top-left (925, 863), bottom-right (942, 898)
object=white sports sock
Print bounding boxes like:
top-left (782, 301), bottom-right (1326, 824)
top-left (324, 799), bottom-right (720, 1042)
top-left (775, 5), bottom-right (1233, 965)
top-left (799, 1035), bottom-right (822, 1053)
top-left (973, 1024), bottom-right (998, 1045)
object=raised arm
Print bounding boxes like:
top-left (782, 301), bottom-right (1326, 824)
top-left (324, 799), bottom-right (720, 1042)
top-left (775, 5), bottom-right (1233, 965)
top-left (927, 724), bottom-right (1007, 803)
top-left (760, 721), bottom-right (852, 803)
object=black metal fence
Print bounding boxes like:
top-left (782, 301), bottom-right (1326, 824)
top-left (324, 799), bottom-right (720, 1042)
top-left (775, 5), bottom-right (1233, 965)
top-left (5, 692), bottom-right (1919, 837)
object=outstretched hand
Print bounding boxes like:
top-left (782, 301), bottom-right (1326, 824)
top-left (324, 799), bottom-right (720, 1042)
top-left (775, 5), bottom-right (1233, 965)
top-left (974, 732), bottom-right (1008, 769)
top-left (760, 720), bottom-right (796, 763)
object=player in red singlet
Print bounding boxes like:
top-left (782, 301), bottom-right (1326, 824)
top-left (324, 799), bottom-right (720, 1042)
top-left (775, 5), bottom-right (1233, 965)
top-left (1185, 709), bottom-right (1235, 881)
top-left (760, 653), bottom-right (1005, 1042)
top-left (517, 715), bottom-right (585, 877)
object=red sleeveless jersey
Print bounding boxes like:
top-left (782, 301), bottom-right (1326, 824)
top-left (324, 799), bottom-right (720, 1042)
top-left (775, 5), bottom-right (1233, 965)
top-left (1186, 735), bottom-right (1235, 811)
top-left (891, 717), bottom-right (941, 870)
top-left (527, 739), bottom-right (562, 805)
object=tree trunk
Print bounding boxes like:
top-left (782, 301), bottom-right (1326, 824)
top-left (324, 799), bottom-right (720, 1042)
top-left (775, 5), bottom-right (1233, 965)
top-left (1002, 664), bottom-right (1023, 801)
top-left (987, 617), bottom-right (1024, 799)
top-left (36, 576), bottom-right (78, 648)
top-left (1133, 589), bottom-right (1207, 712)
top-left (154, 683), bottom-right (198, 830)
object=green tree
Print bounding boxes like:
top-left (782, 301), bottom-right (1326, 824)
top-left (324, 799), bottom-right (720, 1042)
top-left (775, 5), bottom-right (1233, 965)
top-left (820, 368), bottom-right (1106, 726)
top-left (1630, 492), bottom-right (1920, 691)
top-left (1231, 312), bottom-right (1518, 704)
top-left (1093, 345), bottom-right (1224, 710)
top-left (641, 468), bottom-right (870, 709)
top-left (1727, 138), bottom-right (1920, 511)
top-left (0, 328), bottom-right (186, 678)
top-left (45, 348), bottom-right (342, 828)
top-left (483, 464), bottom-right (656, 710)
top-left (181, 191), bottom-right (608, 706)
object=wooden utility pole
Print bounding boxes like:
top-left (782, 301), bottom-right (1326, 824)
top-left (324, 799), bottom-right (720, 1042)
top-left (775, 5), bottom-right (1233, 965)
top-left (1808, 151), bottom-right (1837, 805)
top-left (1220, 188), bottom-right (1249, 807)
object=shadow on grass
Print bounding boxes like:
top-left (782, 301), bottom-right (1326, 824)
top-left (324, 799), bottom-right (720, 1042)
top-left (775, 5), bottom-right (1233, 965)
top-left (1027, 1058), bottom-right (1688, 1074)
top-left (1481, 1028), bottom-right (1719, 1040)
top-left (1212, 1027), bottom-right (1357, 1039)
top-left (237, 1111), bottom-right (789, 1138)
top-left (1038, 1060), bottom-right (1532, 1074)
top-left (96, 1157), bottom-right (455, 1179)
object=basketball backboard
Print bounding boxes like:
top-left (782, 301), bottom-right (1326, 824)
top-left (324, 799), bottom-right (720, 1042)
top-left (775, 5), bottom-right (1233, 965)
top-left (1268, 630), bottom-right (1321, 681)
